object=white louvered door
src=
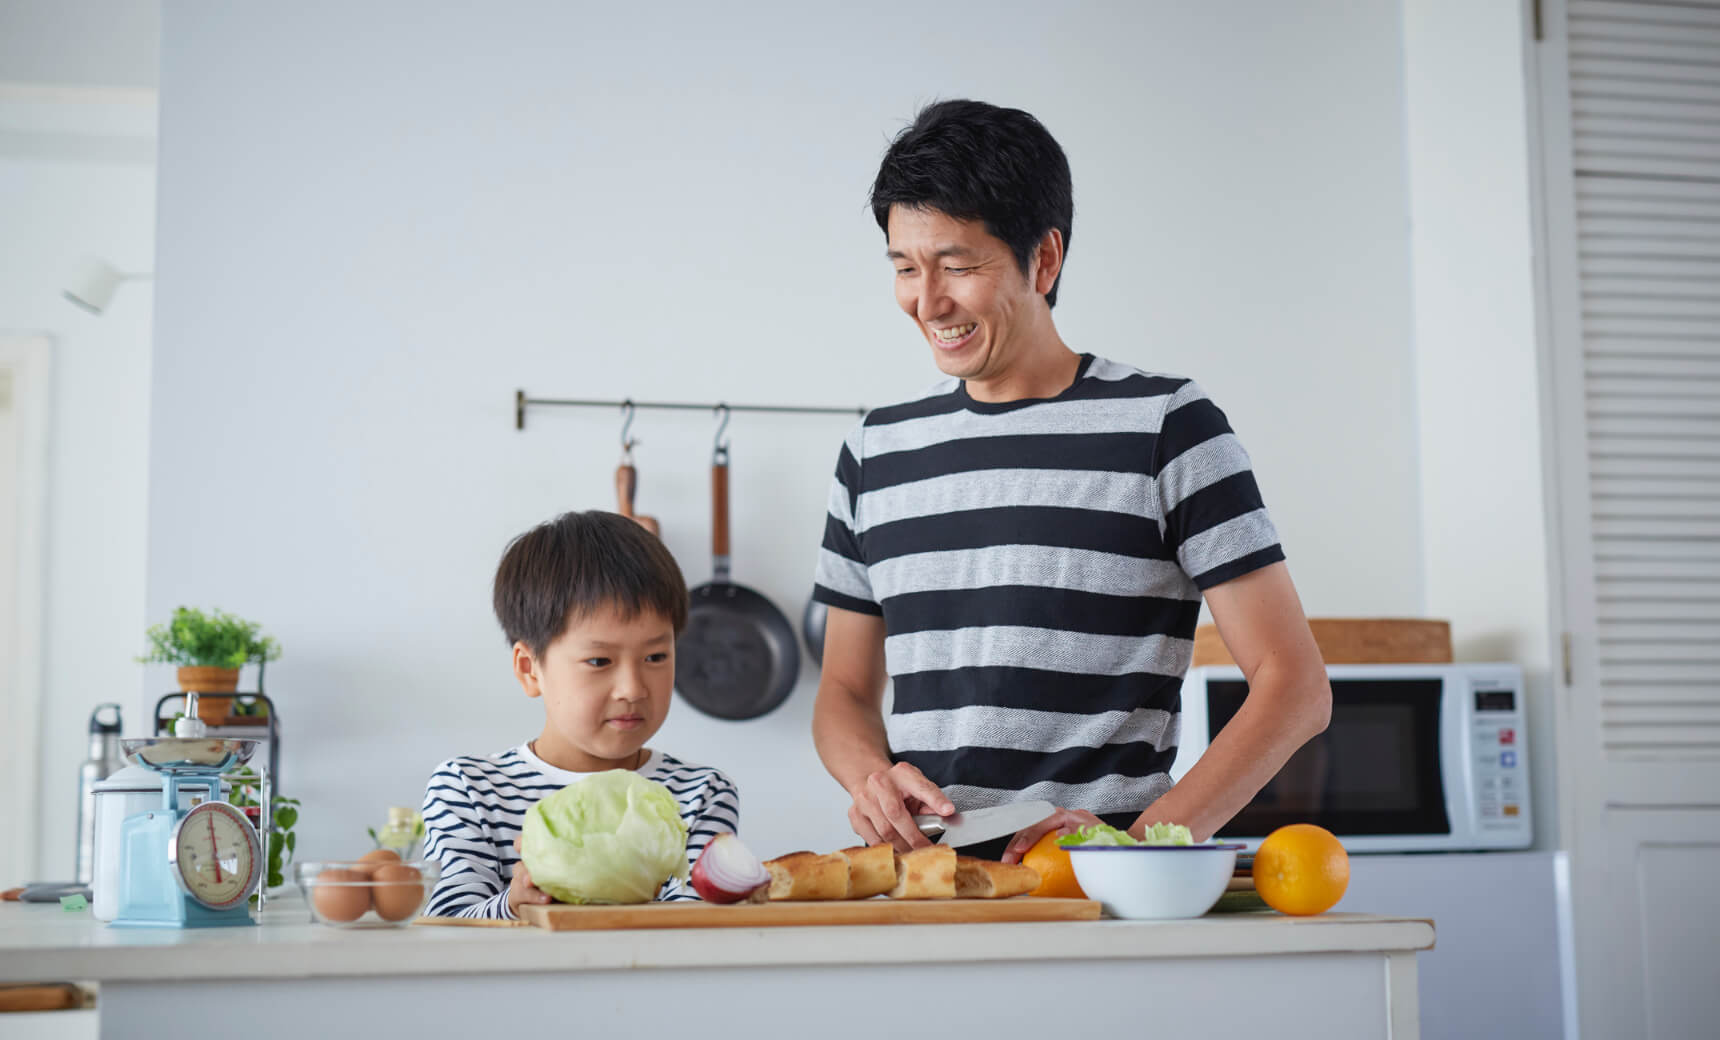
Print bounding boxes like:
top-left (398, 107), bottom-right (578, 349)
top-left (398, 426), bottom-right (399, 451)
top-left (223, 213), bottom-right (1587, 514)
top-left (1538, 2), bottom-right (1720, 1038)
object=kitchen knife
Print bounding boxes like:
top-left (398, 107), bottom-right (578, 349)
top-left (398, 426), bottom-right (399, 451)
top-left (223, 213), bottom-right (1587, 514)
top-left (913, 800), bottom-right (1055, 848)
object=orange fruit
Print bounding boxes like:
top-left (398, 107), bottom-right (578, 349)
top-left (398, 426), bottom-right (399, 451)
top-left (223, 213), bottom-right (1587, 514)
top-left (1021, 831), bottom-right (1086, 899)
top-left (1252, 823), bottom-right (1349, 916)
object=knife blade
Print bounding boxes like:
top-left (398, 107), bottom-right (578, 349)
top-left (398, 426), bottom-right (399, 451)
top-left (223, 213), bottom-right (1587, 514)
top-left (913, 800), bottom-right (1055, 848)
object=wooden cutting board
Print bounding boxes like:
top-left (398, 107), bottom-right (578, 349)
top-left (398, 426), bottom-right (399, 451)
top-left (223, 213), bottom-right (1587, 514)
top-left (517, 897), bottom-right (1100, 931)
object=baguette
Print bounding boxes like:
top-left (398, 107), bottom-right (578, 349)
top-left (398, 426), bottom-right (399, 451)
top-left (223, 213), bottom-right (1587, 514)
top-left (764, 851), bottom-right (849, 901)
top-left (838, 844), bottom-right (897, 899)
top-left (887, 844), bottom-right (956, 900)
top-left (954, 856), bottom-right (1040, 899)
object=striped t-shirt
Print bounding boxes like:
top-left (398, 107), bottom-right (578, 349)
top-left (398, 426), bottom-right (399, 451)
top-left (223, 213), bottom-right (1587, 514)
top-left (811, 354), bottom-right (1283, 822)
top-left (421, 744), bottom-right (740, 918)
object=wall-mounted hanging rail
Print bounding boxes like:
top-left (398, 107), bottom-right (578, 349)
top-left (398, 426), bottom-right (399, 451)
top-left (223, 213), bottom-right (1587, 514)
top-left (513, 390), bottom-right (866, 431)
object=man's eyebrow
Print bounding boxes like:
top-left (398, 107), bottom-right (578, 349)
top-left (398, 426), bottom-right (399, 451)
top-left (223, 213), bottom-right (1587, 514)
top-left (885, 245), bottom-right (981, 261)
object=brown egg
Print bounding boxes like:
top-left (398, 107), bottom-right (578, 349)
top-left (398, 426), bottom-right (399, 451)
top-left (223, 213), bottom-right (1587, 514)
top-left (371, 864), bottom-right (425, 921)
top-left (312, 869), bottom-right (372, 923)
top-left (355, 848), bottom-right (402, 878)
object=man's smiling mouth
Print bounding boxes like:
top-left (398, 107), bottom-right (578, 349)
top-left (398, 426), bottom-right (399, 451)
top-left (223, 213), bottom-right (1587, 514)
top-left (932, 322), bottom-right (977, 346)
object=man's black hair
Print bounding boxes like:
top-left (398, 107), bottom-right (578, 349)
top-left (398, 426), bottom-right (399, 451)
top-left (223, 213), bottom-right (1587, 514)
top-left (869, 99), bottom-right (1074, 307)
top-left (492, 510), bottom-right (688, 657)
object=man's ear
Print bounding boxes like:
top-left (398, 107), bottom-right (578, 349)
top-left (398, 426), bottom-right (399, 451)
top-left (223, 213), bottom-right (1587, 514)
top-left (1031, 228), bottom-right (1064, 297)
top-left (512, 641), bottom-right (543, 699)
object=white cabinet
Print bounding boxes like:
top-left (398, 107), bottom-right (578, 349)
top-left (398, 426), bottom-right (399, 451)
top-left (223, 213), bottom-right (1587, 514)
top-left (1342, 851), bottom-right (1571, 1040)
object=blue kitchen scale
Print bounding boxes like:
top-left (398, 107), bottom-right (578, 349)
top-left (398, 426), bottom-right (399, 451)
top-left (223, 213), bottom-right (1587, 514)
top-left (110, 723), bottom-right (264, 929)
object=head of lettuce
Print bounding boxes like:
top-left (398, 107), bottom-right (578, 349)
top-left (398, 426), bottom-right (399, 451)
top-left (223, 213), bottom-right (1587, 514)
top-left (520, 770), bottom-right (689, 904)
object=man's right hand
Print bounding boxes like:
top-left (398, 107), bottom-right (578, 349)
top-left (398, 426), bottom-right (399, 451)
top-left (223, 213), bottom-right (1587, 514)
top-left (847, 761), bottom-right (955, 852)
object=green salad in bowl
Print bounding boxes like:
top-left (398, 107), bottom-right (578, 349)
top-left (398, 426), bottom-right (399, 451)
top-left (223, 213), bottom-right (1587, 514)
top-left (1058, 822), bottom-right (1200, 847)
top-left (1058, 823), bottom-right (1244, 919)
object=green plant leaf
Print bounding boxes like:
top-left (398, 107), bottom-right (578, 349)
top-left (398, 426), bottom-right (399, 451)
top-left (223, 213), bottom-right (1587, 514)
top-left (135, 606), bottom-right (283, 667)
top-left (275, 805), bottom-right (299, 830)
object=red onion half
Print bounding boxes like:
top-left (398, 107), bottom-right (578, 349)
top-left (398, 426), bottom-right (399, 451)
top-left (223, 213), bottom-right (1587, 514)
top-left (689, 834), bottom-right (771, 904)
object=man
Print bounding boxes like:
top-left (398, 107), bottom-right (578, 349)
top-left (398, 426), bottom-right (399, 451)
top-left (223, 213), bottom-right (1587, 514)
top-left (810, 99), bottom-right (1331, 863)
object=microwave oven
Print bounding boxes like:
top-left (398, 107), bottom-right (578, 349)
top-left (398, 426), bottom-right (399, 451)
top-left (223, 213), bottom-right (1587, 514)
top-left (1174, 663), bottom-right (1532, 853)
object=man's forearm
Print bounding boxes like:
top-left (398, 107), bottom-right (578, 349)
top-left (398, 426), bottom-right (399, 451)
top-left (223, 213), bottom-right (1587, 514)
top-left (812, 681), bottom-right (895, 794)
top-left (1136, 655), bottom-right (1331, 842)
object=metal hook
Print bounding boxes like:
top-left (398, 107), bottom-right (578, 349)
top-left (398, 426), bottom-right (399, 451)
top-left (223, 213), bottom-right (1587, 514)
top-left (620, 400), bottom-right (637, 463)
top-left (712, 403), bottom-right (731, 464)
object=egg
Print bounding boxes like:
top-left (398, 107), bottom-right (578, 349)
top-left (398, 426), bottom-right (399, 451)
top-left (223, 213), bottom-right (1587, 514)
top-left (355, 848), bottom-right (402, 878)
top-left (311, 869), bottom-right (372, 923)
top-left (371, 864), bottom-right (425, 921)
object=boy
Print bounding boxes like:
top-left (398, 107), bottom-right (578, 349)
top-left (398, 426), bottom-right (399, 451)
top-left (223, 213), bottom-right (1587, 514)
top-left (423, 510), bottom-right (740, 918)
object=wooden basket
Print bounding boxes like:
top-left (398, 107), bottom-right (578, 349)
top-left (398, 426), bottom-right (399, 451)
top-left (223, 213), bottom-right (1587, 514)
top-left (1192, 618), bottom-right (1452, 668)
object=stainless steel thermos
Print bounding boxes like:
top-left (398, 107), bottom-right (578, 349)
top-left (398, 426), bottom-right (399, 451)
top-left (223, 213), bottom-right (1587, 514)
top-left (74, 704), bottom-right (124, 883)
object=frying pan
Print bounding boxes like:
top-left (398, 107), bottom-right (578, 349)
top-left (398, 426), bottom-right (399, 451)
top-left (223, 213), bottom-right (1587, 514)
top-left (803, 598), bottom-right (827, 666)
top-left (675, 443), bottom-right (800, 720)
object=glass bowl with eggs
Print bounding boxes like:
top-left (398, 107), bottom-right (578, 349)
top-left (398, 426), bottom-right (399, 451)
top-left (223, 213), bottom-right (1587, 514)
top-left (296, 851), bottom-right (440, 927)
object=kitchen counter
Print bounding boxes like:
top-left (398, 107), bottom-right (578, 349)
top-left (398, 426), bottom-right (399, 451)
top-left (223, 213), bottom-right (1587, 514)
top-left (2, 897), bottom-right (1433, 1039)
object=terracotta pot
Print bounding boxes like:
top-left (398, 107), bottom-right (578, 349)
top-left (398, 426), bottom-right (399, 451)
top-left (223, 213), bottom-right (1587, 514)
top-left (176, 665), bottom-right (241, 692)
top-left (177, 666), bottom-right (240, 724)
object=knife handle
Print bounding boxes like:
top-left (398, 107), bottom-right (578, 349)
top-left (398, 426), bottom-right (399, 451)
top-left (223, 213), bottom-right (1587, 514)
top-left (913, 815), bottom-right (946, 840)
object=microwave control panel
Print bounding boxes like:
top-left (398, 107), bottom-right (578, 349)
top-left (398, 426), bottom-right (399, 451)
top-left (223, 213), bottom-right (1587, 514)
top-left (1468, 680), bottom-right (1529, 831)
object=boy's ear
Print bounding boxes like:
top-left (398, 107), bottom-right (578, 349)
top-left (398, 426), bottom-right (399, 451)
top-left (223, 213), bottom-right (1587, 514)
top-left (512, 641), bottom-right (543, 699)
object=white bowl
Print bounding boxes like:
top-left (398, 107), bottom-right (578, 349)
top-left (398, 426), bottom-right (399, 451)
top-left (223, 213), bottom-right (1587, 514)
top-left (1066, 843), bottom-right (1244, 920)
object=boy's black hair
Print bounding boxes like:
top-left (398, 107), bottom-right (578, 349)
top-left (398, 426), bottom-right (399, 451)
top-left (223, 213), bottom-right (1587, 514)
top-left (869, 99), bottom-right (1074, 307)
top-left (493, 510), bottom-right (688, 657)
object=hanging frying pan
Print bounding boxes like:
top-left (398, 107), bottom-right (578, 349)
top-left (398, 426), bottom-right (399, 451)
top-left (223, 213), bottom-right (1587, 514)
top-left (803, 598), bottom-right (827, 666)
top-left (675, 422), bottom-right (800, 720)
top-left (616, 457), bottom-right (660, 537)
top-left (614, 401), bottom-right (660, 537)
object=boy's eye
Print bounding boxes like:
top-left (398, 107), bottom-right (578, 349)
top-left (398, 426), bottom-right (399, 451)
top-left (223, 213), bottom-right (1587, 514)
top-left (582, 657), bottom-right (611, 668)
top-left (645, 652), bottom-right (670, 664)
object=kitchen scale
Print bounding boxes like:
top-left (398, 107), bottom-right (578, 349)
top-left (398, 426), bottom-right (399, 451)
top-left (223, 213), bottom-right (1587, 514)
top-left (110, 703), bottom-right (263, 928)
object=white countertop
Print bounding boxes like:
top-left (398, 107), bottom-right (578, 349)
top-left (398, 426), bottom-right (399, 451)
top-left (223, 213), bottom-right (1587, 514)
top-left (0, 895), bottom-right (1434, 983)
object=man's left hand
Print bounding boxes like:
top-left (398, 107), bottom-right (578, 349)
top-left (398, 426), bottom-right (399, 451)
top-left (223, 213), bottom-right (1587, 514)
top-left (1000, 806), bottom-right (1104, 864)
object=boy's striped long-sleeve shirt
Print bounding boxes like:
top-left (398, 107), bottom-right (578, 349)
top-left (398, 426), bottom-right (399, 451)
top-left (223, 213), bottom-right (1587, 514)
top-left (421, 744), bottom-right (740, 919)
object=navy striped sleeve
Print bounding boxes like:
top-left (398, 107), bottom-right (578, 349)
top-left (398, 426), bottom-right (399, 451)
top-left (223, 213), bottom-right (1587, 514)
top-left (812, 422), bottom-right (882, 615)
top-left (657, 765), bottom-right (741, 902)
top-left (421, 762), bottom-right (516, 920)
top-left (1152, 381), bottom-right (1284, 588)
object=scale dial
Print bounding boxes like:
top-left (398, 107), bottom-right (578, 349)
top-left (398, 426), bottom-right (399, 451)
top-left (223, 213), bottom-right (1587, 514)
top-left (169, 801), bottom-right (262, 910)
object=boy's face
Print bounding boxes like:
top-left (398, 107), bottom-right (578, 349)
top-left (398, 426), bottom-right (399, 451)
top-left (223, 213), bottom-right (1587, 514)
top-left (513, 604), bottom-right (675, 773)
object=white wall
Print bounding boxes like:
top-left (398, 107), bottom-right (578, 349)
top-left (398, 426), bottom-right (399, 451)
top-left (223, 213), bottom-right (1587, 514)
top-left (1401, 0), bottom-right (1560, 848)
top-left (0, 1), bottom-right (159, 90)
top-left (0, 85), bottom-right (157, 880)
top-left (150, 0), bottom-right (1422, 863)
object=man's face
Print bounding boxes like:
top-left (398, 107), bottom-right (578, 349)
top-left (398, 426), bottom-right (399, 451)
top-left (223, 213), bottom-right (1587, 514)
top-left (886, 205), bottom-right (1043, 385)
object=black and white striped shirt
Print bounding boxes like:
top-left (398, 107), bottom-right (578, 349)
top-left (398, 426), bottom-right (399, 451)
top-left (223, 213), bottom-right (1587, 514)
top-left (812, 354), bottom-right (1283, 821)
top-left (421, 744), bottom-right (740, 918)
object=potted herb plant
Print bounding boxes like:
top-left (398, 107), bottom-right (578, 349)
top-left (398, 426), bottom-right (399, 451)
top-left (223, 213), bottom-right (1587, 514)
top-left (138, 606), bottom-right (282, 723)
top-left (229, 764), bottom-right (300, 894)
